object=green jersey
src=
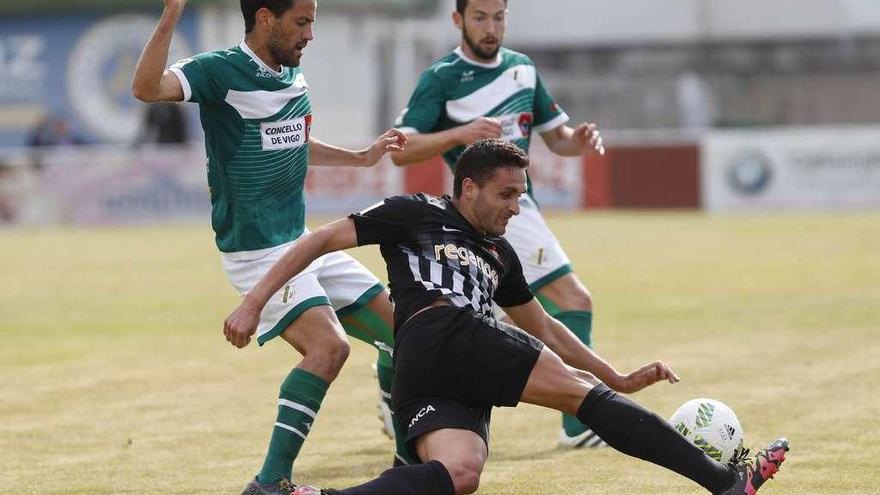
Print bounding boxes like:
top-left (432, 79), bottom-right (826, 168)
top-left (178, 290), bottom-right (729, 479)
top-left (170, 42), bottom-right (312, 255)
top-left (395, 47), bottom-right (568, 193)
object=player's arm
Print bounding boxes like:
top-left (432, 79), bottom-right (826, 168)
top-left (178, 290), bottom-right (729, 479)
top-left (389, 118), bottom-right (501, 166)
top-left (389, 67), bottom-right (502, 166)
top-left (504, 299), bottom-right (679, 394)
top-left (223, 218), bottom-right (358, 348)
top-left (132, 0), bottom-right (186, 102)
top-left (309, 129), bottom-right (406, 167)
top-left (539, 122), bottom-right (605, 157)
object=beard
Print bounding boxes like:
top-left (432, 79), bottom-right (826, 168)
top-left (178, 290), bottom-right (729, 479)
top-left (268, 28), bottom-right (301, 67)
top-left (462, 23), bottom-right (500, 61)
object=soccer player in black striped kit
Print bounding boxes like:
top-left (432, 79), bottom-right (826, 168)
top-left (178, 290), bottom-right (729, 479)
top-left (224, 139), bottom-right (789, 495)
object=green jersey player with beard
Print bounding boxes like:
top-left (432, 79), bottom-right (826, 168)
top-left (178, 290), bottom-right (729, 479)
top-left (390, 0), bottom-right (609, 449)
top-left (132, 1), bottom-right (413, 493)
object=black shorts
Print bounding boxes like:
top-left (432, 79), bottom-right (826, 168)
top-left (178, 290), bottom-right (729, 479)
top-left (392, 305), bottom-right (544, 455)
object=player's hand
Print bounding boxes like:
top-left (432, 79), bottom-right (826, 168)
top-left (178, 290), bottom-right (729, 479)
top-left (456, 117), bottom-right (502, 145)
top-left (611, 361), bottom-right (680, 394)
top-left (572, 122), bottom-right (605, 155)
top-left (223, 299), bottom-right (261, 348)
top-left (361, 128), bottom-right (407, 167)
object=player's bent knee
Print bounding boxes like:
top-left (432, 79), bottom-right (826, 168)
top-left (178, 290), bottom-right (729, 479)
top-left (540, 275), bottom-right (593, 311)
top-left (446, 460), bottom-right (482, 495)
top-left (300, 334), bottom-right (350, 378)
top-left (559, 284), bottom-right (592, 311)
top-left (323, 336), bottom-right (351, 370)
top-left (571, 288), bottom-right (592, 310)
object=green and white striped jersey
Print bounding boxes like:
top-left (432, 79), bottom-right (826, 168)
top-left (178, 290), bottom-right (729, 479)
top-left (170, 42), bottom-right (312, 256)
top-left (395, 47), bottom-right (568, 194)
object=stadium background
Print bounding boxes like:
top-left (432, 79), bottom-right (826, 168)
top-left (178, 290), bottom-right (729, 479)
top-left (1, 1), bottom-right (878, 494)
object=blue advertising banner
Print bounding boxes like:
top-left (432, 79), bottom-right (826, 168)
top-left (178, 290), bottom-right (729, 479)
top-left (0, 11), bottom-right (198, 147)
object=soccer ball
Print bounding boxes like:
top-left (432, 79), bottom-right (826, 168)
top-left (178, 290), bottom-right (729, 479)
top-left (670, 398), bottom-right (744, 463)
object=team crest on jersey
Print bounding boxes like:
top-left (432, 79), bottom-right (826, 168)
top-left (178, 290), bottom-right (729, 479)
top-left (498, 112), bottom-right (533, 142)
top-left (279, 284), bottom-right (295, 304)
top-left (518, 113), bottom-right (533, 136)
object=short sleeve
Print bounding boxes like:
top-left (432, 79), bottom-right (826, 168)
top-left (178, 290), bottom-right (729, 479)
top-left (348, 194), bottom-right (425, 246)
top-left (493, 243), bottom-right (535, 308)
top-left (532, 70), bottom-right (569, 134)
top-left (168, 52), bottom-right (225, 104)
top-left (394, 70), bottom-right (445, 134)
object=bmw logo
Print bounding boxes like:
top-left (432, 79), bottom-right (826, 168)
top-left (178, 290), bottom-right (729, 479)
top-left (726, 151), bottom-right (773, 195)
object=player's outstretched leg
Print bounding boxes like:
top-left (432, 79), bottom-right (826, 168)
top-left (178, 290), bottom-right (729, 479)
top-left (292, 428), bottom-right (475, 495)
top-left (242, 306), bottom-right (346, 495)
top-left (292, 460), bottom-right (455, 495)
top-left (521, 349), bottom-right (789, 494)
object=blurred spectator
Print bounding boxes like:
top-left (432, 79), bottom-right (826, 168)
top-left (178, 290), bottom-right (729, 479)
top-left (27, 115), bottom-right (85, 171)
top-left (28, 115), bottom-right (84, 148)
top-left (135, 102), bottom-right (188, 145)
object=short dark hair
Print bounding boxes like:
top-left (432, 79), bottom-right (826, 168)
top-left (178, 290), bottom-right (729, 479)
top-left (241, 0), bottom-right (295, 33)
top-left (456, 0), bottom-right (508, 14)
top-left (453, 138), bottom-right (528, 197)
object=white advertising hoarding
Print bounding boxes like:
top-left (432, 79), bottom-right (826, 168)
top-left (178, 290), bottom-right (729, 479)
top-left (702, 126), bottom-right (880, 211)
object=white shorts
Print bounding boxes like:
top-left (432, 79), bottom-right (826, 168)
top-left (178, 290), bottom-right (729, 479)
top-left (221, 237), bottom-right (384, 345)
top-left (503, 194), bottom-right (572, 291)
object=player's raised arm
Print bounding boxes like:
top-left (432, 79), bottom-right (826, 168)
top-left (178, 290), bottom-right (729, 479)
top-left (504, 300), bottom-right (679, 394)
top-left (132, 0), bottom-right (186, 102)
top-left (223, 218), bottom-right (359, 348)
top-left (308, 129), bottom-right (406, 167)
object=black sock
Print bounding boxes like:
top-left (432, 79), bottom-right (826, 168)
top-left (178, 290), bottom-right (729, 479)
top-left (332, 460), bottom-right (455, 495)
top-left (577, 384), bottom-right (735, 494)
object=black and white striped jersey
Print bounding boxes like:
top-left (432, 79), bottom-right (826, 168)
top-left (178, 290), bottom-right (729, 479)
top-left (350, 193), bottom-right (534, 329)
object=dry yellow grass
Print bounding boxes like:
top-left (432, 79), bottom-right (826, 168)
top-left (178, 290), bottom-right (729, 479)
top-left (1, 211), bottom-right (878, 494)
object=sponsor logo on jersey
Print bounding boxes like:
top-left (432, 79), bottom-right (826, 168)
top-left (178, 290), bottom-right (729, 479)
top-left (408, 405), bottom-right (436, 428)
top-left (261, 114), bottom-right (312, 151)
top-left (498, 112), bottom-right (533, 142)
top-left (460, 70), bottom-right (475, 83)
top-left (434, 243), bottom-right (499, 286)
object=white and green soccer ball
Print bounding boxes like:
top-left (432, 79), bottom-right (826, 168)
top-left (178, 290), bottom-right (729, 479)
top-left (670, 398), bottom-right (744, 463)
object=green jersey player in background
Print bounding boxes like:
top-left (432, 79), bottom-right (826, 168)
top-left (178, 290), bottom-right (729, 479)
top-left (390, 0), bottom-right (608, 449)
top-left (132, 1), bottom-right (412, 493)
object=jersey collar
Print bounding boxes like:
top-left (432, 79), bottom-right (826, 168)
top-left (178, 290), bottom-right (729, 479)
top-left (454, 46), bottom-right (503, 69)
top-left (239, 40), bottom-right (284, 77)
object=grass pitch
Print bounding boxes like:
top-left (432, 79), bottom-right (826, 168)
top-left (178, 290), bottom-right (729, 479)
top-left (1, 211), bottom-right (878, 494)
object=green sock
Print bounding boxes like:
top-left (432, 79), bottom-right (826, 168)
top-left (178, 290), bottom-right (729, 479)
top-left (339, 305), bottom-right (418, 465)
top-left (555, 310), bottom-right (593, 436)
top-left (257, 368), bottom-right (328, 484)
